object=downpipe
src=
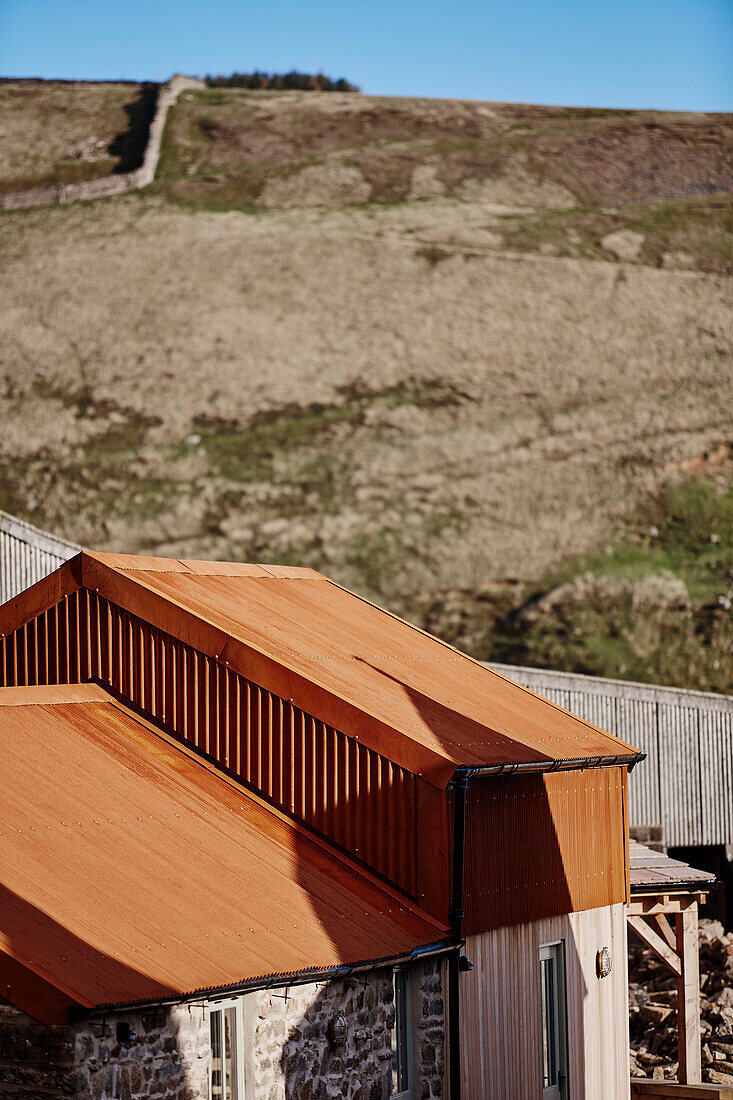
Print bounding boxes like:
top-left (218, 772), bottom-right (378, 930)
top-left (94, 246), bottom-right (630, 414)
top-left (448, 773), bottom-right (469, 1100)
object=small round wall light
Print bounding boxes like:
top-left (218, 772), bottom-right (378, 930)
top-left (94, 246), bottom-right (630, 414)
top-left (596, 946), bottom-right (612, 979)
top-left (328, 1011), bottom-right (347, 1049)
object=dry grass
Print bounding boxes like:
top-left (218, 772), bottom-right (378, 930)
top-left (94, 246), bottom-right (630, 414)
top-left (0, 87), bottom-right (731, 684)
top-left (159, 89), bottom-right (733, 208)
top-left (0, 196), bottom-right (730, 598)
top-left (0, 81), bottom-right (155, 192)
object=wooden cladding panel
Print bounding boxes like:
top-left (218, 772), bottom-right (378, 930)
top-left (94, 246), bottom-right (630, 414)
top-left (0, 590), bottom-right (419, 898)
top-left (460, 904), bottom-right (629, 1100)
top-left (464, 767), bottom-right (628, 934)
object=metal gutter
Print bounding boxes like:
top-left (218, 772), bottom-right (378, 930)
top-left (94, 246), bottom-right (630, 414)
top-left (69, 938), bottom-right (455, 1022)
top-left (453, 750), bottom-right (645, 780)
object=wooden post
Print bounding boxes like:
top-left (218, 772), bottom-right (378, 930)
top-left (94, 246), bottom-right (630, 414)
top-left (675, 903), bottom-right (701, 1083)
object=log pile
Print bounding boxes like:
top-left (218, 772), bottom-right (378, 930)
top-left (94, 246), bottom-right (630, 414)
top-left (629, 919), bottom-right (733, 1083)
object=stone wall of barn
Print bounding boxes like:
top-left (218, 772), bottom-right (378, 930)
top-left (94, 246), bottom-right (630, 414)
top-left (0, 999), bottom-right (208, 1100)
top-left (244, 958), bottom-right (445, 1099)
top-left (0, 959), bottom-right (445, 1100)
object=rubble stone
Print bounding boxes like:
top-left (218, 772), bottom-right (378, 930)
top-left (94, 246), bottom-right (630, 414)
top-left (629, 918), bottom-right (733, 1084)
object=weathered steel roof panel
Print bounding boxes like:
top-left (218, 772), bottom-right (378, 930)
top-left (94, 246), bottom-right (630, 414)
top-left (0, 684), bottom-right (445, 1018)
top-left (66, 554), bottom-right (640, 785)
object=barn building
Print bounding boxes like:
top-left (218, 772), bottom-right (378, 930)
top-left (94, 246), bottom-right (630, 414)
top-left (0, 551), bottom-right (652, 1099)
top-left (4, 507), bottom-right (731, 888)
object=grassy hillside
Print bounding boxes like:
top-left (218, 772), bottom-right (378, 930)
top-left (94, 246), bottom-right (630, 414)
top-left (0, 86), bottom-right (730, 690)
top-left (424, 472), bottom-right (733, 693)
top-left (156, 89), bottom-right (733, 273)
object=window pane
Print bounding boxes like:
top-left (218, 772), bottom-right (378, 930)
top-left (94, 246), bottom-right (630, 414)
top-left (224, 1006), bottom-right (238, 1100)
top-left (210, 1010), bottom-right (223, 1100)
top-left (541, 957), bottom-right (557, 1088)
top-left (391, 970), bottom-right (409, 1095)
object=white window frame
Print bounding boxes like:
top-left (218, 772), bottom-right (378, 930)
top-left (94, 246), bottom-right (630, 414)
top-left (391, 967), bottom-right (413, 1099)
top-left (209, 996), bottom-right (245, 1100)
top-left (539, 941), bottom-right (568, 1100)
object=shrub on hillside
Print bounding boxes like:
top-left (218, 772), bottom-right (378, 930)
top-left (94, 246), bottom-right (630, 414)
top-left (205, 71), bottom-right (358, 92)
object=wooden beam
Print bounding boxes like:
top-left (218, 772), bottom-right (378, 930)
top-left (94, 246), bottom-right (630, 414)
top-left (628, 893), bottom-right (708, 916)
top-left (676, 904), bottom-right (702, 1084)
top-left (650, 913), bottom-right (677, 951)
top-left (628, 915), bottom-right (682, 977)
top-left (631, 1081), bottom-right (733, 1097)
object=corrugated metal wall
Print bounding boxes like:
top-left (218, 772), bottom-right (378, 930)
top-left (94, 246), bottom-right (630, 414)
top-left (0, 589), bottom-right (421, 901)
top-left (0, 512), bottom-right (79, 607)
top-left (463, 768), bottom-right (628, 934)
top-left (490, 664), bottom-right (733, 849)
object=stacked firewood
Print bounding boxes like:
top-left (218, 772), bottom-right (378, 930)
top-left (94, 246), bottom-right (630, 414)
top-left (629, 919), bottom-right (733, 1083)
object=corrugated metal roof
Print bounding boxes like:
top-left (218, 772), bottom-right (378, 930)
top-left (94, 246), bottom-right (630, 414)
top-left (629, 841), bottom-right (716, 893)
top-left (0, 552), bottom-right (639, 788)
top-left (0, 683), bottom-right (446, 1017)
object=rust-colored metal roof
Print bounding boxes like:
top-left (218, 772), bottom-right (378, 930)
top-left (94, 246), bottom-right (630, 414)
top-left (0, 684), bottom-right (446, 1019)
top-left (0, 552), bottom-right (641, 787)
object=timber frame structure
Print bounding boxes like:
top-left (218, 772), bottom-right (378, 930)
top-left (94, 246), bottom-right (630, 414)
top-left (629, 842), bottom-right (716, 1085)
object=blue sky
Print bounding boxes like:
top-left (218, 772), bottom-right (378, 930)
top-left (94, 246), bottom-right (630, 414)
top-left (1, 0), bottom-right (731, 111)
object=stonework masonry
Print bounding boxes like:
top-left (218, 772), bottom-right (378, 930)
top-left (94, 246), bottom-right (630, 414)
top-left (0, 959), bottom-right (445, 1100)
top-left (0, 1000), bottom-right (208, 1100)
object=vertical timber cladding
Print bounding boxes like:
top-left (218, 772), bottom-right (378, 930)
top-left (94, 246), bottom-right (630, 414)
top-left (0, 588), bottom-right (421, 901)
top-left (463, 767), bottom-right (628, 933)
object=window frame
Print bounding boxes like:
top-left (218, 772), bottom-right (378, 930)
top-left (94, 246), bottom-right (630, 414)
top-left (209, 996), bottom-right (245, 1100)
top-left (539, 940), bottom-right (568, 1100)
top-left (390, 966), bottom-right (414, 1100)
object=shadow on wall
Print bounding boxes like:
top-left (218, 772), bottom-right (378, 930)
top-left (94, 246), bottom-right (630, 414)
top-left (108, 83), bottom-right (159, 173)
top-left (282, 674), bottom-right (587, 1100)
top-left (0, 620), bottom-right (608, 1097)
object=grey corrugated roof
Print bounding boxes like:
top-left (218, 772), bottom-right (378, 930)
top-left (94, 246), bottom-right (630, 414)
top-left (490, 663), bottom-right (733, 849)
top-left (0, 510), bottom-right (80, 606)
top-left (629, 840), bottom-right (716, 893)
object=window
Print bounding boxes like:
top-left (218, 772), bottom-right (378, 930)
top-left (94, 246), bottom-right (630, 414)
top-left (209, 999), bottom-right (244, 1100)
top-left (391, 968), bottom-right (412, 1098)
top-left (540, 943), bottom-right (568, 1100)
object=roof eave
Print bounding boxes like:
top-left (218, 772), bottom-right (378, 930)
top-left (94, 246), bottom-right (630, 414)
top-left (69, 937), bottom-right (456, 1021)
top-left (630, 881), bottom-right (717, 895)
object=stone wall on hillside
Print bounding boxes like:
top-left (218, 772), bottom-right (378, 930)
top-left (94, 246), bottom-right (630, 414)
top-left (0, 75), bottom-right (203, 212)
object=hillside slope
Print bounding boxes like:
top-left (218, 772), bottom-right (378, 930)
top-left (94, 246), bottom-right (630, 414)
top-left (0, 88), bottom-right (731, 688)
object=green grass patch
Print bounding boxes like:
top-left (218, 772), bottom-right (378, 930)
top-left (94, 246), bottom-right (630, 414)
top-left (188, 378), bottom-right (471, 479)
top-left (499, 194), bottom-right (733, 273)
top-left (483, 477), bottom-right (733, 691)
